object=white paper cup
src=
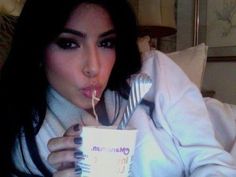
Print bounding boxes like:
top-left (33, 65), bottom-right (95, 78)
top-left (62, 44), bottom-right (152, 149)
top-left (76, 126), bottom-right (137, 177)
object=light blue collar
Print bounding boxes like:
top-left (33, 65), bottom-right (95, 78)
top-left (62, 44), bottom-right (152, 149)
top-left (46, 87), bottom-right (91, 128)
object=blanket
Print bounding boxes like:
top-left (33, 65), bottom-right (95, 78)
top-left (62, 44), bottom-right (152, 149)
top-left (204, 97), bottom-right (236, 158)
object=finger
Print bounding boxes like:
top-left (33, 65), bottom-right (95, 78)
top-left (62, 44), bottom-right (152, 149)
top-left (64, 117), bottom-right (101, 137)
top-left (80, 116), bottom-right (101, 127)
top-left (48, 150), bottom-right (75, 165)
top-left (58, 162), bottom-right (74, 171)
top-left (48, 136), bottom-right (82, 152)
top-left (48, 150), bottom-right (84, 166)
top-left (53, 168), bottom-right (81, 177)
top-left (50, 162), bottom-right (74, 171)
top-left (64, 123), bottom-right (83, 137)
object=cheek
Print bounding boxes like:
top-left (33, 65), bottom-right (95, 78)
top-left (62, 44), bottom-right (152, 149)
top-left (102, 53), bottom-right (116, 76)
top-left (45, 49), bottom-right (70, 81)
top-left (45, 53), bottom-right (59, 76)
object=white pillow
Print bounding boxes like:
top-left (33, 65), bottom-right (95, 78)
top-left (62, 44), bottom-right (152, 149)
top-left (137, 39), bottom-right (208, 89)
top-left (167, 43), bottom-right (208, 89)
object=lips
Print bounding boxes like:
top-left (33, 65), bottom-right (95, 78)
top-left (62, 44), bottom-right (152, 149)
top-left (81, 86), bottom-right (101, 99)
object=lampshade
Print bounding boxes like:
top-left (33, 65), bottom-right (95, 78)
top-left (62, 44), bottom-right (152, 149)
top-left (129, 0), bottom-right (177, 38)
top-left (0, 0), bottom-right (25, 16)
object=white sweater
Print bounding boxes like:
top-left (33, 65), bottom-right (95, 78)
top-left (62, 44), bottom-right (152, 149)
top-left (13, 50), bottom-right (236, 176)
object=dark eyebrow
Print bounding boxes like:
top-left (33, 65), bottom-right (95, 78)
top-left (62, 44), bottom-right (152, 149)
top-left (99, 29), bottom-right (116, 38)
top-left (62, 28), bottom-right (85, 37)
top-left (62, 28), bottom-right (116, 38)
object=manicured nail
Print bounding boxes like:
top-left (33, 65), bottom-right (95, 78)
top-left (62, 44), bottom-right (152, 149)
top-left (73, 124), bottom-right (80, 131)
top-left (74, 137), bottom-right (82, 145)
top-left (74, 150), bottom-right (83, 159)
top-left (75, 166), bottom-right (82, 175)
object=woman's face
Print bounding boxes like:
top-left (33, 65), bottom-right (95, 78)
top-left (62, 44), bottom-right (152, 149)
top-left (45, 3), bottom-right (116, 109)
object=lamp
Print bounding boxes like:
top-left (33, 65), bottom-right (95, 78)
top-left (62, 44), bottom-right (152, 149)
top-left (129, 0), bottom-right (176, 37)
top-left (138, 0), bottom-right (176, 38)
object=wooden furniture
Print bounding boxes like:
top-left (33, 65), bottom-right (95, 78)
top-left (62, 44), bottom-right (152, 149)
top-left (201, 89), bottom-right (215, 98)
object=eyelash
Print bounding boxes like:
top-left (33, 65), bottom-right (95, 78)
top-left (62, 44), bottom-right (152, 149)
top-left (55, 37), bottom-right (116, 49)
top-left (98, 38), bottom-right (116, 49)
top-left (56, 38), bottom-right (78, 49)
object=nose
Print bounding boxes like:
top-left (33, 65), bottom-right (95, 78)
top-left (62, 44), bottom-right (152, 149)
top-left (83, 46), bottom-right (100, 77)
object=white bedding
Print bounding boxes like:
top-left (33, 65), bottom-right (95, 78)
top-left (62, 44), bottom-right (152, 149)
top-left (204, 97), bottom-right (236, 158)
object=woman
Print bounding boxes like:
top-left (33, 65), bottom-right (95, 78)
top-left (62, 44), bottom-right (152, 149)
top-left (0, 0), bottom-right (236, 177)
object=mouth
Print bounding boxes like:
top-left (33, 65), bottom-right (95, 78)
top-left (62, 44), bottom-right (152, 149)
top-left (81, 86), bottom-right (101, 99)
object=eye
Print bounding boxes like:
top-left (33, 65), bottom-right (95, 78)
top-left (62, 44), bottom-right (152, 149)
top-left (98, 38), bottom-right (116, 49)
top-left (56, 38), bottom-right (79, 49)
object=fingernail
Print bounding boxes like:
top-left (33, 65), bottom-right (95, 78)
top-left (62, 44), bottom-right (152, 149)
top-left (75, 166), bottom-right (82, 175)
top-left (74, 137), bottom-right (82, 145)
top-left (73, 124), bottom-right (80, 131)
top-left (74, 150), bottom-right (83, 159)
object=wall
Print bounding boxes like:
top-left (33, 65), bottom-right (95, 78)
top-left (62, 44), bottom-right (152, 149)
top-left (176, 0), bottom-right (194, 49)
top-left (203, 62), bottom-right (236, 104)
top-left (177, 0), bottom-right (236, 104)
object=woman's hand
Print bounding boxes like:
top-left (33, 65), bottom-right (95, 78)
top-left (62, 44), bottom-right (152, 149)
top-left (47, 124), bottom-right (83, 177)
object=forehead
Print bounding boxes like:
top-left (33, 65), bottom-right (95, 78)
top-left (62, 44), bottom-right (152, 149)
top-left (65, 3), bottom-right (114, 30)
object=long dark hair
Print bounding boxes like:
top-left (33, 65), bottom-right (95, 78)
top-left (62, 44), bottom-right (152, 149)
top-left (0, 0), bottom-right (141, 176)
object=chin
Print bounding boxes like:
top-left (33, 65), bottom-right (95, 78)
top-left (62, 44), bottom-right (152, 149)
top-left (72, 95), bottom-right (99, 110)
top-left (75, 102), bottom-right (92, 110)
